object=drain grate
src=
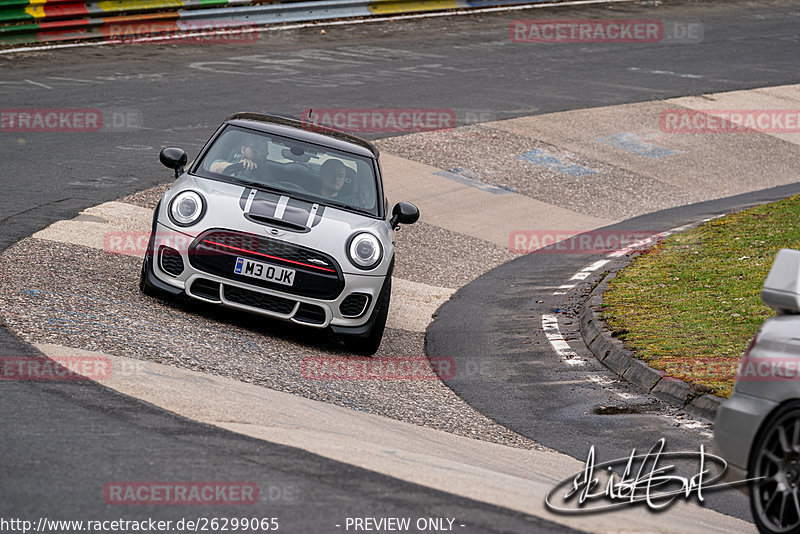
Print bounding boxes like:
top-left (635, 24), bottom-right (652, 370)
top-left (593, 402), bottom-right (662, 415)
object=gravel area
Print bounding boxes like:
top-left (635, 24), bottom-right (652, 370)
top-left (0, 238), bottom-right (542, 451)
top-left (393, 221), bottom-right (516, 289)
top-left (377, 125), bottom-right (699, 221)
top-left (118, 182), bottom-right (172, 209)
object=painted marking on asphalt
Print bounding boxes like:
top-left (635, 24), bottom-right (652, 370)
top-left (541, 217), bottom-right (725, 432)
top-left (595, 132), bottom-right (679, 160)
top-left (518, 149), bottom-right (598, 177)
top-left (541, 314), bottom-right (585, 366)
top-left (585, 259), bottom-right (610, 272)
top-left (628, 67), bottom-right (704, 79)
top-left (433, 170), bottom-right (515, 195)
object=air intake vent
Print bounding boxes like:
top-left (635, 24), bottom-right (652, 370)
top-left (159, 247), bottom-right (184, 277)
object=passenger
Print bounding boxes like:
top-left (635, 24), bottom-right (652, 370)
top-left (319, 159), bottom-right (348, 199)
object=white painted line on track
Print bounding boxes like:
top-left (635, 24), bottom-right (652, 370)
top-left (585, 259), bottom-right (610, 272)
top-left (0, 0), bottom-right (639, 55)
top-left (540, 217), bottom-right (724, 434)
top-left (541, 314), bottom-right (585, 366)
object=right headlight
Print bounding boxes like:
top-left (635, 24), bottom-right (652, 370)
top-left (168, 190), bottom-right (205, 227)
top-left (347, 233), bottom-right (382, 270)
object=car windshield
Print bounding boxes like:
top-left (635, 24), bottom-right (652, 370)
top-left (196, 125), bottom-right (379, 216)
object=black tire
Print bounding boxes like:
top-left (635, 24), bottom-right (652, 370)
top-left (748, 400), bottom-right (800, 534)
top-left (344, 278), bottom-right (391, 356)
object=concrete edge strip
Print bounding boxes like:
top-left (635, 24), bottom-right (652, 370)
top-left (22, 342), bottom-right (752, 533)
top-left (575, 226), bottom-right (726, 421)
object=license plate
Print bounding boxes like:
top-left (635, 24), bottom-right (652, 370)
top-left (234, 257), bottom-right (295, 286)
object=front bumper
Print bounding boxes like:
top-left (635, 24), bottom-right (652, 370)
top-left (146, 223), bottom-right (386, 329)
top-left (713, 390), bottom-right (778, 491)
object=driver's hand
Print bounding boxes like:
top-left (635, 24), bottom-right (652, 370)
top-left (241, 158), bottom-right (258, 170)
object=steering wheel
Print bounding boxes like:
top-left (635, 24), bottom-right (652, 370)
top-left (222, 161), bottom-right (257, 179)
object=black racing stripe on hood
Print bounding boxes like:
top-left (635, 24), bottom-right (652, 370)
top-left (248, 190), bottom-right (282, 218)
top-left (242, 190), bottom-right (327, 231)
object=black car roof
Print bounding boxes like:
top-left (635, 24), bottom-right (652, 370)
top-left (224, 112), bottom-right (379, 159)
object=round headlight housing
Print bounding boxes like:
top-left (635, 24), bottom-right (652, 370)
top-left (169, 191), bottom-right (205, 227)
top-left (347, 233), bottom-right (382, 270)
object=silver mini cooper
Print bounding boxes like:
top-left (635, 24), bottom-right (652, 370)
top-left (139, 113), bottom-right (419, 354)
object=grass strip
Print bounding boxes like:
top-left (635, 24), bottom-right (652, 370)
top-left (602, 194), bottom-right (800, 398)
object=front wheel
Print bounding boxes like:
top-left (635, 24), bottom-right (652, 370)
top-left (749, 400), bottom-right (800, 534)
top-left (343, 278), bottom-right (390, 356)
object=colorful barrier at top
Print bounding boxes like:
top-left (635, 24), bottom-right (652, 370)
top-left (0, 0), bottom-right (561, 46)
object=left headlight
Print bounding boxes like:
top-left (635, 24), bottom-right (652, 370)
top-left (168, 191), bottom-right (205, 227)
top-left (347, 233), bottom-right (382, 270)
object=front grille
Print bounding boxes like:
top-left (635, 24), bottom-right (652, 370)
top-left (159, 246), bottom-right (184, 277)
top-left (200, 230), bottom-right (334, 268)
top-left (190, 279), bottom-right (221, 301)
top-left (339, 293), bottom-right (370, 318)
top-left (188, 229), bottom-right (344, 299)
top-left (223, 284), bottom-right (295, 315)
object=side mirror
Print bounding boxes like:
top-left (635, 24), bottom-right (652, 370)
top-left (389, 201), bottom-right (419, 229)
top-left (762, 249), bottom-right (800, 314)
top-left (160, 147), bottom-right (188, 179)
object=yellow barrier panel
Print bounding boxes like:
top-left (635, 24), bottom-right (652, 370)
top-left (97, 0), bottom-right (185, 12)
top-left (368, 0), bottom-right (459, 15)
top-left (24, 5), bottom-right (46, 19)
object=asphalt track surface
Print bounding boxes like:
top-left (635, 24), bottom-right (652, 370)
top-left (2, 0), bottom-right (800, 530)
top-left (428, 183), bottom-right (800, 521)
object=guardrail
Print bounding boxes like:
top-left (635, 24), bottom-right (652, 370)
top-left (0, 0), bottom-right (561, 46)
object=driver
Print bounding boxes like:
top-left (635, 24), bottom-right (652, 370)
top-left (210, 139), bottom-right (265, 174)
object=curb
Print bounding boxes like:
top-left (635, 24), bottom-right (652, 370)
top-left (579, 269), bottom-right (725, 421)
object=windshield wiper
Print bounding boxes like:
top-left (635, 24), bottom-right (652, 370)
top-left (319, 199), bottom-right (371, 216)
